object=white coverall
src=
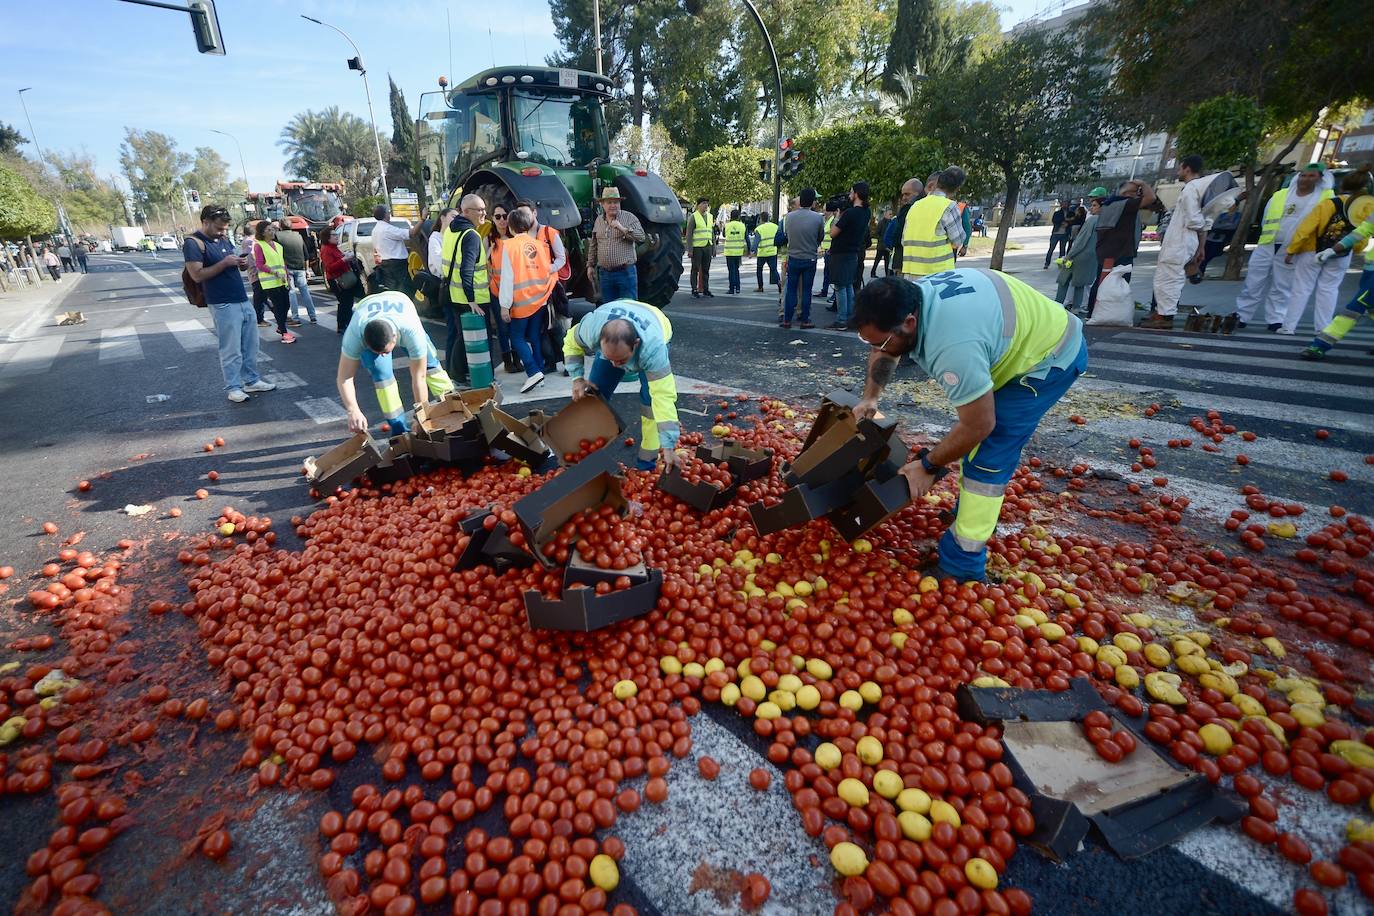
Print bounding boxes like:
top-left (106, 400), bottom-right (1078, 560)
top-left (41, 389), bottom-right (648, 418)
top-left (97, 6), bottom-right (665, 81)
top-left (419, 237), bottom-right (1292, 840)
top-left (1234, 176), bottom-right (1331, 325)
top-left (1152, 175), bottom-right (1212, 317)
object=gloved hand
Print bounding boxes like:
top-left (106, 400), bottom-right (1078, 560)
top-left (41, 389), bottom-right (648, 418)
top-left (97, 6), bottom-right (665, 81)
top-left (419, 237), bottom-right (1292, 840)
top-left (1053, 258), bottom-right (1065, 268)
top-left (1316, 248), bottom-right (1339, 264)
top-left (1064, 259), bottom-right (1073, 270)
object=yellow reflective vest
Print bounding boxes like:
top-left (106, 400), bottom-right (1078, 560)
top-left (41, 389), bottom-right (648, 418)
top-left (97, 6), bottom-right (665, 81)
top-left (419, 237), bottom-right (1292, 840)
top-left (755, 221), bottom-right (779, 257)
top-left (441, 226), bottom-right (490, 305)
top-left (820, 216), bottom-right (834, 253)
top-left (1258, 186), bottom-right (1334, 245)
top-left (690, 211), bottom-right (713, 248)
top-left (254, 240), bottom-right (286, 290)
top-left (723, 220), bottom-right (746, 256)
top-left (901, 195), bottom-right (956, 276)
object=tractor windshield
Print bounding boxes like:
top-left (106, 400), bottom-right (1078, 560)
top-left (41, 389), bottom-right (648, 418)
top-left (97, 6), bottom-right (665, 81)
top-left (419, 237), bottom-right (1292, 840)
top-left (512, 90), bottom-right (608, 168)
top-left (285, 188), bottom-right (341, 225)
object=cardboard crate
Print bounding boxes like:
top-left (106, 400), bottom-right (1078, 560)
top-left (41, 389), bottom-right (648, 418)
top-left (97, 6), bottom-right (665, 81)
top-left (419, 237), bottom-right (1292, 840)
top-left (783, 390), bottom-right (904, 488)
top-left (695, 440), bottom-right (773, 482)
top-left (368, 434), bottom-right (418, 486)
top-left (454, 508), bottom-right (535, 573)
top-left (656, 464), bottom-right (738, 512)
top-left (827, 461), bottom-right (913, 541)
top-left (411, 388), bottom-right (500, 463)
top-left (304, 433), bottom-right (385, 492)
top-left (524, 568), bottom-right (663, 632)
top-left (479, 404), bottom-right (554, 467)
top-left (565, 551), bottom-right (652, 587)
top-left (528, 393), bottom-right (624, 467)
top-left (513, 470), bottom-right (628, 568)
top-left (747, 469), bottom-right (868, 535)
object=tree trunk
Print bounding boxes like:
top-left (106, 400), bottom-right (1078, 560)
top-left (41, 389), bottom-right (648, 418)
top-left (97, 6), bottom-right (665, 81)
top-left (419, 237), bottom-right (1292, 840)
top-left (991, 171), bottom-right (1018, 272)
top-left (631, 44), bottom-right (645, 126)
top-left (1221, 109), bottom-right (1323, 281)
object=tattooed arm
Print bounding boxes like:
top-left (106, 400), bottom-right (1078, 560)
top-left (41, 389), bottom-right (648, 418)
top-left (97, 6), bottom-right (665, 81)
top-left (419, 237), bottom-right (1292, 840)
top-left (855, 347), bottom-right (897, 420)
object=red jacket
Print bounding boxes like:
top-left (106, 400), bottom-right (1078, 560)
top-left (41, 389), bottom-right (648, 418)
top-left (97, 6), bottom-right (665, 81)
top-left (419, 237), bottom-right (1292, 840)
top-left (320, 242), bottom-right (349, 281)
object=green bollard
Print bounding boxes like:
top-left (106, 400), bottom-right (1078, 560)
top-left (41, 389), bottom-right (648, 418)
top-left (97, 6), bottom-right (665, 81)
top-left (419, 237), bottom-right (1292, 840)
top-left (461, 311), bottom-right (494, 389)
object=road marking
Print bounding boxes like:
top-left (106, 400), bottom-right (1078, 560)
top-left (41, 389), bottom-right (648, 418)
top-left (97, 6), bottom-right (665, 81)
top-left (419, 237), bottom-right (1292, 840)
top-left (1106, 330), bottom-right (1374, 351)
top-left (1088, 357), bottom-right (1373, 399)
top-left (295, 397), bottom-right (348, 424)
top-left (1090, 341), bottom-right (1373, 378)
top-left (164, 319), bottom-right (219, 352)
top-left (111, 257), bottom-right (183, 306)
top-left (0, 335), bottom-right (64, 378)
top-left (1075, 377), bottom-right (1374, 433)
top-left (260, 370), bottom-right (307, 390)
top-left (98, 326), bottom-right (143, 363)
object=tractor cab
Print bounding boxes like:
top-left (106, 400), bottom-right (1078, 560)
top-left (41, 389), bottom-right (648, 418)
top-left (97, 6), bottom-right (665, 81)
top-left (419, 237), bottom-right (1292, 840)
top-left (416, 66), bottom-right (684, 306)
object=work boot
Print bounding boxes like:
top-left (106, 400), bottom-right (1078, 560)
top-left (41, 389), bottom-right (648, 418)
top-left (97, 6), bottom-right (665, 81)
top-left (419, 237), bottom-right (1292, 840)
top-left (1138, 312), bottom-right (1174, 330)
top-left (1267, 322), bottom-right (1282, 332)
top-left (1299, 346), bottom-right (1325, 361)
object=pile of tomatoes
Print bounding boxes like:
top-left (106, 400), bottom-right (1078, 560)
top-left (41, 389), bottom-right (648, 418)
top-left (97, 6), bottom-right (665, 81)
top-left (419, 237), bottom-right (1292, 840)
top-left (1080, 710), bottom-right (1137, 763)
top-left (562, 437), bottom-right (610, 465)
top-left (669, 455), bottom-right (735, 491)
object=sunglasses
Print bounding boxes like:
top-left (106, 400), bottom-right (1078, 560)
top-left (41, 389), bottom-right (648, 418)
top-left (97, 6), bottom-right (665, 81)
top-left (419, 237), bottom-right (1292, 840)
top-left (208, 208), bottom-right (230, 219)
top-left (493, 213), bottom-right (507, 220)
top-left (859, 331), bottom-right (896, 353)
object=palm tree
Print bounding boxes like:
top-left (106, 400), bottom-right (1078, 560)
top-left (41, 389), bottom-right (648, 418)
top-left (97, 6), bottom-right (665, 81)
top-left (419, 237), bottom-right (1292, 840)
top-left (278, 107), bottom-right (388, 195)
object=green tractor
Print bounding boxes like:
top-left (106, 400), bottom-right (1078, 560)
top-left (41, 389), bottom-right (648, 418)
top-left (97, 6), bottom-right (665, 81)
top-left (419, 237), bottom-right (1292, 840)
top-left (415, 66), bottom-right (685, 307)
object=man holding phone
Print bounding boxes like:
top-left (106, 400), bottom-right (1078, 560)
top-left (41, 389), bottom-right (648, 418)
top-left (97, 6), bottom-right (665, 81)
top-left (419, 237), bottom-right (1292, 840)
top-left (183, 205), bottom-right (276, 404)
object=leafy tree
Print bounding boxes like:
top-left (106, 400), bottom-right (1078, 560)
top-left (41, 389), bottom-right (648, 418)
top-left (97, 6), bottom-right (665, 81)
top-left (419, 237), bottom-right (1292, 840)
top-left (0, 161), bottom-right (56, 239)
top-left (611, 123), bottom-right (685, 191)
top-left (0, 122), bottom-right (27, 157)
top-left (791, 120), bottom-right (943, 209)
top-left (883, 0), bottom-right (939, 92)
top-left (679, 146), bottom-right (770, 207)
top-left (119, 129), bottom-right (190, 221)
top-left (47, 151), bottom-right (127, 231)
top-left (909, 28), bottom-right (1128, 269)
top-left (279, 107), bottom-right (387, 205)
top-left (387, 76), bottom-right (418, 191)
top-left (548, 0), bottom-right (680, 127)
top-left (1091, 0), bottom-right (1374, 277)
top-left (183, 146), bottom-right (232, 201)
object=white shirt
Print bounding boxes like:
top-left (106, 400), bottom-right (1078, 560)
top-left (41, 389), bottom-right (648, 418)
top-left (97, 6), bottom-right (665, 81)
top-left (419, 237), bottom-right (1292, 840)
top-left (1165, 175), bottom-right (1213, 248)
top-left (371, 219), bottom-right (411, 261)
top-left (533, 223), bottom-right (567, 273)
top-left (1276, 187), bottom-right (1323, 247)
top-left (427, 231), bottom-right (444, 274)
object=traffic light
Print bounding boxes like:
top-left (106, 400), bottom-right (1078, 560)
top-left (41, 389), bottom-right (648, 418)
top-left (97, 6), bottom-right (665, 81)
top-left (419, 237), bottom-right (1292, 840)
top-left (190, 190), bottom-right (201, 205)
top-left (187, 0), bottom-right (225, 55)
top-left (778, 138), bottom-right (803, 180)
top-left (758, 158), bottom-right (772, 183)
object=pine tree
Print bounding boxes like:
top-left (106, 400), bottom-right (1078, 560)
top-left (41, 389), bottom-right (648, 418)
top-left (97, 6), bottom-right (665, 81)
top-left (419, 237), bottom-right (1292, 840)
top-left (883, 0), bottom-right (938, 92)
top-left (387, 76), bottom-right (416, 190)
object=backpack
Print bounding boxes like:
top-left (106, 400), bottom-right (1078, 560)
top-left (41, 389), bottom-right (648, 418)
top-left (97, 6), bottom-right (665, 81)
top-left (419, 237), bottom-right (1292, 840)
top-left (181, 235), bottom-right (208, 308)
top-left (1316, 196), bottom-right (1360, 253)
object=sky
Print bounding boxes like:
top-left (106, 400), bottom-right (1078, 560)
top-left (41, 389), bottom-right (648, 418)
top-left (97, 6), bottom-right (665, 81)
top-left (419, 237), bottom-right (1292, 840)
top-left (0, 0), bottom-right (1063, 197)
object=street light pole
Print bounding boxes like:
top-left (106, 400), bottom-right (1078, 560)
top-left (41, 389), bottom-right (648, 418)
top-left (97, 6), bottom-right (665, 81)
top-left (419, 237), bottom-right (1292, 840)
top-left (209, 128), bottom-right (251, 191)
top-left (301, 15), bottom-right (390, 202)
top-left (738, 1), bottom-right (783, 216)
top-left (592, 0), bottom-right (603, 75)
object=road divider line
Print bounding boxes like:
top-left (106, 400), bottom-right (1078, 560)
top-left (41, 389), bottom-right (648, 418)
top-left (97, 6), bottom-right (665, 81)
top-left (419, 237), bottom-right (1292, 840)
top-left (164, 319), bottom-right (219, 352)
top-left (295, 397), bottom-right (348, 425)
top-left (98, 326), bottom-right (143, 363)
top-left (1088, 357), bottom-right (1373, 399)
top-left (1075, 377), bottom-right (1374, 434)
top-left (0, 334), bottom-right (63, 379)
top-left (1090, 342), bottom-right (1372, 378)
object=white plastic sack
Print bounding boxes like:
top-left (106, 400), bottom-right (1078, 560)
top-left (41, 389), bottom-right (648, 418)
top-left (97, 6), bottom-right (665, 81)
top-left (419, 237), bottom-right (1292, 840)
top-left (1087, 264), bottom-right (1134, 327)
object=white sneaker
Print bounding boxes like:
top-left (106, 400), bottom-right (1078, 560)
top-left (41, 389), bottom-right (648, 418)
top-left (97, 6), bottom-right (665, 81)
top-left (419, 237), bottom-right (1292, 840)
top-left (227, 389), bottom-right (249, 403)
top-left (520, 372), bottom-right (545, 393)
top-left (243, 379), bottom-right (277, 393)
top-left (1275, 328), bottom-right (1295, 335)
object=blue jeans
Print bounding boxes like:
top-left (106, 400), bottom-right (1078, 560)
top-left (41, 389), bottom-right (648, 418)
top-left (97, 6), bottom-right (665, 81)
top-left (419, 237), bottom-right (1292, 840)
top-left (360, 344), bottom-right (444, 433)
top-left (756, 255), bottom-right (778, 288)
top-left (588, 354), bottom-right (658, 470)
top-left (820, 254), bottom-right (831, 295)
top-left (831, 252), bottom-right (859, 323)
top-left (783, 258), bottom-right (817, 323)
top-left (725, 256), bottom-right (742, 292)
top-left (599, 265), bottom-right (638, 303)
top-left (287, 269), bottom-right (316, 320)
top-left (508, 307), bottom-right (547, 377)
top-left (938, 340), bottom-right (1089, 579)
top-left (209, 299), bottom-right (262, 391)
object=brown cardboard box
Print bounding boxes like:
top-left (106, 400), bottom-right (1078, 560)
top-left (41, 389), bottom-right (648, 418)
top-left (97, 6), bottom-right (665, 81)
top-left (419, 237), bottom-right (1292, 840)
top-left (513, 470), bottom-right (629, 568)
top-left (783, 390), bottom-right (904, 488)
top-left (529, 393), bottom-right (624, 467)
top-left (747, 469), bottom-right (868, 535)
top-left (524, 568), bottom-right (663, 632)
top-left (827, 462), bottom-right (913, 541)
top-left (368, 434), bottom-right (418, 486)
top-left (565, 551), bottom-right (651, 587)
top-left (695, 440), bottom-right (773, 482)
top-left (411, 387), bottom-right (501, 463)
top-left (304, 433), bottom-right (385, 492)
top-left (657, 464), bottom-right (738, 512)
top-left (479, 404), bottom-right (554, 466)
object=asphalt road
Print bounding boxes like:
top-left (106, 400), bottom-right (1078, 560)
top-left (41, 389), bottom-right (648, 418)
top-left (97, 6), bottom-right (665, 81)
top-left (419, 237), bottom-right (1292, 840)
top-left (0, 245), bottom-right (1370, 915)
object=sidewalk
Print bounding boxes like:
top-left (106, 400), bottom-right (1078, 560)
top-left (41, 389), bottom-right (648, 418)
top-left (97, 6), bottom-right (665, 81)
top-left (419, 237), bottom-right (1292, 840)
top-left (0, 268), bottom-right (85, 342)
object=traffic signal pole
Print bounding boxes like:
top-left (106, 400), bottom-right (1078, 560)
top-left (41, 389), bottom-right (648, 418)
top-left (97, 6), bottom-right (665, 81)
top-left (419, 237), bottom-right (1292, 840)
top-left (739, 0), bottom-right (783, 215)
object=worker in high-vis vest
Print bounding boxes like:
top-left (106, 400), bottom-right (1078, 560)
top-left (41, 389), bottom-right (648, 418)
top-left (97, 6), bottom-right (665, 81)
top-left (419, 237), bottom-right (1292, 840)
top-left (440, 193), bottom-right (498, 385)
top-left (1234, 164), bottom-right (1332, 328)
top-left (687, 198), bottom-right (715, 298)
top-left (1300, 198), bottom-right (1374, 360)
top-left (754, 211), bottom-right (780, 292)
top-left (499, 206), bottom-right (558, 394)
top-left (853, 269), bottom-right (1087, 582)
top-left (564, 300), bottom-right (679, 471)
top-left (900, 169), bottom-right (966, 278)
top-left (819, 201), bottom-right (837, 299)
top-left (723, 210), bottom-right (747, 294)
top-left (252, 220), bottom-right (295, 343)
top-left (337, 291), bottom-right (454, 436)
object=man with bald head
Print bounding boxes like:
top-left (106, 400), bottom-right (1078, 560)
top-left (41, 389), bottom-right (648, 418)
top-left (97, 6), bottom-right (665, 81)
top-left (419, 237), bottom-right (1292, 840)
top-left (439, 193), bottom-right (498, 383)
top-left (885, 177), bottom-right (925, 280)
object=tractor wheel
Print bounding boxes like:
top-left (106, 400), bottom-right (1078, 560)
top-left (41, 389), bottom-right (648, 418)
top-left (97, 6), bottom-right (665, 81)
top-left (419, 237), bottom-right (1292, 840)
top-left (635, 220), bottom-right (685, 308)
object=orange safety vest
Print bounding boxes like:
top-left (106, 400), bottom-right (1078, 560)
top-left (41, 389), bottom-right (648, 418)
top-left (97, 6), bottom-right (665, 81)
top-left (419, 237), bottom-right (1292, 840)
top-left (505, 232), bottom-right (556, 319)
top-left (488, 235), bottom-right (505, 298)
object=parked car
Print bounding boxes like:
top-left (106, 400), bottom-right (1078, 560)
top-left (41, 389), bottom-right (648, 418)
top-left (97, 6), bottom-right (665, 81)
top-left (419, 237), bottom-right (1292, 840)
top-left (156, 234), bottom-right (179, 251)
top-left (335, 217), bottom-right (412, 287)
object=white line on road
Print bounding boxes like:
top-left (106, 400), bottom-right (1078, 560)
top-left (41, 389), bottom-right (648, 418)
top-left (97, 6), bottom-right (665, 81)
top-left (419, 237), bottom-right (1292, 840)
top-left (295, 397), bottom-right (348, 424)
top-left (260, 370), bottom-right (307, 390)
top-left (1090, 342), bottom-right (1373, 379)
top-left (1075, 377), bottom-right (1374, 434)
top-left (164, 319), bottom-right (218, 352)
top-left (0, 334), bottom-right (64, 379)
top-left (1088, 357), bottom-right (1374, 399)
top-left (98, 326), bottom-right (143, 363)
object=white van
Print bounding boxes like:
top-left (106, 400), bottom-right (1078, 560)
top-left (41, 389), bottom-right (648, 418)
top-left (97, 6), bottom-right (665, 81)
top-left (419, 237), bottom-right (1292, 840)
top-left (336, 217), bottom-right (412, 286)
top-left (156, 234), bottom-right (179, 251)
